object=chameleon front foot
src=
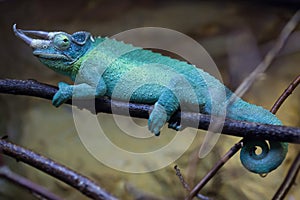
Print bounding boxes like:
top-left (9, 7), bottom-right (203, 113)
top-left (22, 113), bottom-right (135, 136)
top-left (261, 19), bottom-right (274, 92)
top-left (148, 103), bottom-right (169, 136)
top-left (52, 82), bottom-right (73, 107)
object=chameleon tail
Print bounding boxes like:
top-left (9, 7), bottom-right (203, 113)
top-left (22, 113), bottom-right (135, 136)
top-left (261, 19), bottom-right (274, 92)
top-left (227, 100), bottom-right (288, 174)
top-left (240, 140), bottom-right (288, 174)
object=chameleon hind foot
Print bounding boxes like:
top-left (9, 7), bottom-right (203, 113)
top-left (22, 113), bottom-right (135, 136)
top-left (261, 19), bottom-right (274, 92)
top-left (168, 120), bottom-right (182, 131)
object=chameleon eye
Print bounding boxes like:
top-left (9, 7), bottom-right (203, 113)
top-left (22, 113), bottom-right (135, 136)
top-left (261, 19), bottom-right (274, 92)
top-left (53, 34), bottom-right (71, 50)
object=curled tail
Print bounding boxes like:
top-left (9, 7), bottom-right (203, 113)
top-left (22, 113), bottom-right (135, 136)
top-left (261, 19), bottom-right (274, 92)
top-left (228, 100), bottom-right (288, 174)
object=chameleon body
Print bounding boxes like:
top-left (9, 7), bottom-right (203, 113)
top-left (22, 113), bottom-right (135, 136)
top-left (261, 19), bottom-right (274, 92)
top-left (13, 25), bottom-right (288, 174)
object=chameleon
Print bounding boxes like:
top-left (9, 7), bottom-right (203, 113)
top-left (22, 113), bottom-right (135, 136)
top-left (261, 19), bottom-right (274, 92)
top-left (13, 24), bottom-right (288, 174)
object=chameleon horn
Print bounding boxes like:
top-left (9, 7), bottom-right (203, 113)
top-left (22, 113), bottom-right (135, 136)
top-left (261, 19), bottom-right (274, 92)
top-left (13, 24), bottom-right (33, 45)
top-left (21, 30), bottom-right (50, 39)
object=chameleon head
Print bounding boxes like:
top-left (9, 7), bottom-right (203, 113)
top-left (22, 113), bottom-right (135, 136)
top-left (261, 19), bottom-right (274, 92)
top-left (13, 24), bottom-right (94, 76)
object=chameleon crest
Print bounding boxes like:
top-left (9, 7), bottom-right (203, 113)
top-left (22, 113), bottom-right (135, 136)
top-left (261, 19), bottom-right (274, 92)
top-left (13, 24), bottom-right (288, 174)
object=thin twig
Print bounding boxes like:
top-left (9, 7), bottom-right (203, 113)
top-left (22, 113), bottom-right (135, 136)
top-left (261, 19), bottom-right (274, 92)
top-left (270, 75), bottom-right (300, 199)
top-left (271, 76), bottom-right (300, 200)
top-left (187, 73), bottom-right (300, 199)
top-left (186, 75), bottom-right (300, 199)
top-left (0, 79), bottom-right (299, 143)
top-left (272, 152), bottom-right (300, 200)
top-left (174, 165), bottom-right (190, 191)
top-left (185, 8), bottom-right (300, 198)
top-left (174, 165), bottom-right (212, 200)
top-left (0, 150), bottom-right (3, 167)
top-left (0, 165), bottom-right (63, 200)
top-left (271, 75), bottom-right (300, 114)
top-left (185, 141), bottom-right (243, 200)
top-left (0, 139), bottom-right (118, 200)
top-left (232, 10), bottom-right (300, 99)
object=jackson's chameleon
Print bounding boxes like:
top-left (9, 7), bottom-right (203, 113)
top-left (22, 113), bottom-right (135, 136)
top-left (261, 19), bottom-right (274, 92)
top-left (13, 24), bottom-right (288, 174)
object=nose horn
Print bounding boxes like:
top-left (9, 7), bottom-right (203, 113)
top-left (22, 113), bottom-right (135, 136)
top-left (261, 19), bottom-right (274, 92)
top-left (13, 24), bottom-right (53, 46)
top-left (21, 30), bottom-right (50, 39)
top-left (13, 24), bottom-right (33, 45)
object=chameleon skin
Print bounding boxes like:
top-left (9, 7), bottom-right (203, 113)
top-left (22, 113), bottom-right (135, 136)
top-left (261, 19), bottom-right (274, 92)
top-left (13, 25), bottom-right (288, 174)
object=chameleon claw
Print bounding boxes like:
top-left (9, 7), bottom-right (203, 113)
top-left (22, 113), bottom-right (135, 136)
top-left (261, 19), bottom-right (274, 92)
top-left (154, 131), bottom-right (160, 136)
top-left (148, 118), bottom-right (162, 136)
top-left (168, 121), bottom-right (181, 131)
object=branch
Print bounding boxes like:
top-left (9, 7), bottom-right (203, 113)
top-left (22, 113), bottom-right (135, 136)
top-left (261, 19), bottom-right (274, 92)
top-left (272, 151), bottom-right (300, 200)
top-left (0, 166), bottom-right (63, 200)
top-left (232, 10), bottom-right (300, 98)
top-left (0, 79), bottom-right (299, 144)
top-left (0, 139), bottom-right (118, 200)
top-left (271, 76), bottom-right (300, 199)
top-left (271, 75), bottom-right (300, 114)
top-left (185, 141), bottom-right (243, 200)
top-left (185, 73), bottom-right (300, 199)
top-left (174, 165), bottom-right (212, 200)
top-left (184, 7), bottom-right (300, 197)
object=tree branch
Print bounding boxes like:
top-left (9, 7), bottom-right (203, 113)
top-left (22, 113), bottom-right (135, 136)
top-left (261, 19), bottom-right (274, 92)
top-left (272, 151), bottom-right (300, 200)
top-left (185, 141), bottom-right (243, 200)
top-left (232, 10), bottom-right (300, 98)
top-left (0, 139), bottom-right (118, 200)
top-left (185, 73), bottom-right (300, 199)
top-left (271, 75), bottom-right (300, 114)
top-left (0, 79), bottom-right (299, 143)
top-left (0, 165), bottom-right (63, 200)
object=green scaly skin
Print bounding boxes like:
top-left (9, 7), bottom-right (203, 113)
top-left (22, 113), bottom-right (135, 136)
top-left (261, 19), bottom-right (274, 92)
top-left (13, 25), bottom-right (288, 174)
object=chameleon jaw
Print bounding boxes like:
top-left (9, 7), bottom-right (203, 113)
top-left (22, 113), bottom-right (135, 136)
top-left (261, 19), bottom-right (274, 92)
top-left (33, 51), bottom-right (73, 61)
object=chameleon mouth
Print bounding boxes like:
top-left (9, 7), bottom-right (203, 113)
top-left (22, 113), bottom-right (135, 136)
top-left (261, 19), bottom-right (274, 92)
top-left (33, 51), bottom-right (72, 61)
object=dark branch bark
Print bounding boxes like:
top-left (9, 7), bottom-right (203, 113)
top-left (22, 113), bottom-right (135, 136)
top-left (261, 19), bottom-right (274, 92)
top-left (0, 79), bottom-right (299, 144)
top-left (0, 166), bottom-right (63, 200)
top-left (271, 75), bottom-right (300, 114)
top-left (186, 74), bottom-right (300, 200)
top-left (0, 139), bottom-right (118, 200)
top-left (185, 141), bottom-right (243, 200)
top-left (185, 9), bottom-right (300, 200)
top-left (272, 152), bottom-right (300, 200)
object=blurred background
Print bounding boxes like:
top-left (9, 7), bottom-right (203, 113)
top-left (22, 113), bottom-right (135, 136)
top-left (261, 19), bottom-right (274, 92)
top-left (0, 0), bottom-right (299, 199)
